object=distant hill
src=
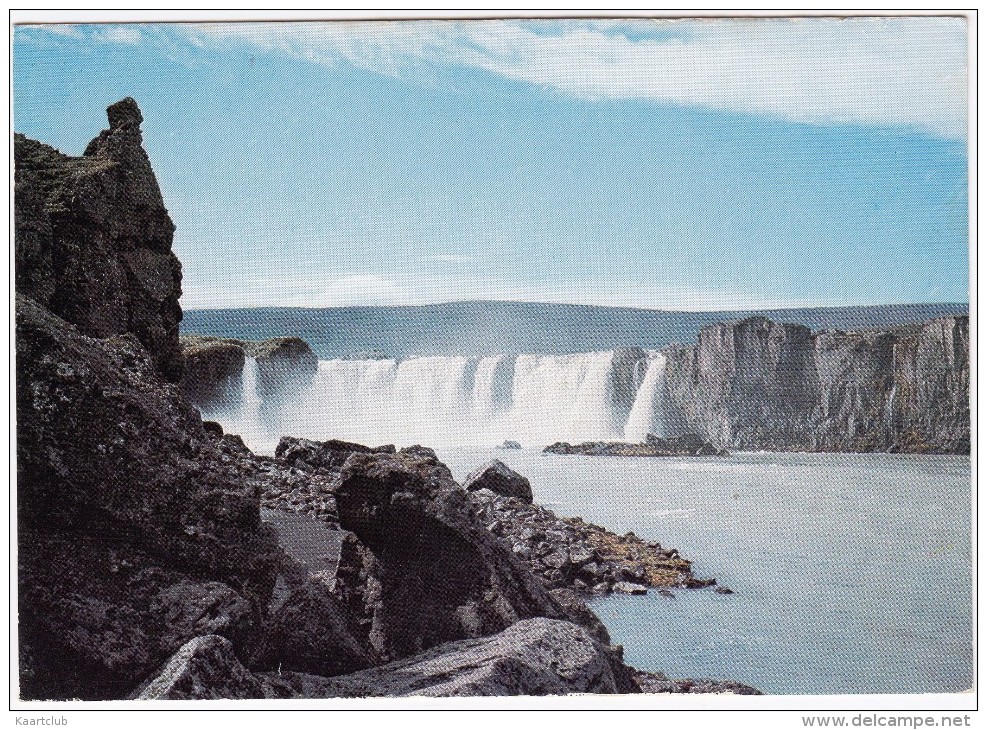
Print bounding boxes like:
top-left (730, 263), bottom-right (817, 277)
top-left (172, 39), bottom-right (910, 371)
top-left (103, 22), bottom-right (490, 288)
top-left (181, 300), bottom-right (969, 360)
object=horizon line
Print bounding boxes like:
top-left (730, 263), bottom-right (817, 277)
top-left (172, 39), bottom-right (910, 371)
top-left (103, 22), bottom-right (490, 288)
top-left (180, 298), bottom-right (971, 314)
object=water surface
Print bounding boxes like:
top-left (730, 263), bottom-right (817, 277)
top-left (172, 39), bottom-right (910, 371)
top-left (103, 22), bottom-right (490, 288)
top-left (439, 449), bottom-right (972, 695)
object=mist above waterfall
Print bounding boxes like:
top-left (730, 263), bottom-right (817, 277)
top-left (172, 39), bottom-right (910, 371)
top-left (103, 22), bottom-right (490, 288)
top-left (203, 350), bottom-right (669, 454)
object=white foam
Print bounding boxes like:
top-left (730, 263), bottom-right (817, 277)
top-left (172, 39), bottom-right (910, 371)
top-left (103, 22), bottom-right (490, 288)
top-left (214, 350), bottom-right (648, 453)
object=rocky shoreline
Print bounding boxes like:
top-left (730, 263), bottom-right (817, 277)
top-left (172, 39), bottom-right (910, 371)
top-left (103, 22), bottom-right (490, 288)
top-left (545, 433), bottom-right (728, 458)
top-left (467, 470), bottom-right (718, 594)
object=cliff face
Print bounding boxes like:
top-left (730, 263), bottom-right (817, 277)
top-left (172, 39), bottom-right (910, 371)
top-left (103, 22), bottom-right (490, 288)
top-left (16, 294), bottom-right (281, 700)
top-left (662, 316), bottom-right (970, 454)
top-left (13, 101), bottom-right (283, 700)
top-left (890, 316), bottom-right (971, 453)
top-left (14, 97), bottom-right (183, 382)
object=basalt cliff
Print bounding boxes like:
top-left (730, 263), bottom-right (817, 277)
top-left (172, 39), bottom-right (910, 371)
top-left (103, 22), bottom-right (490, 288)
top-left (15, 98), bottom-right (183, 383)
top-left (661, 316), bottom-right (969, 454)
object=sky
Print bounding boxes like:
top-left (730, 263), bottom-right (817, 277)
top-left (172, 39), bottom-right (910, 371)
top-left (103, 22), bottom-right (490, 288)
top-left (12, 17), bottom-right (970, 311)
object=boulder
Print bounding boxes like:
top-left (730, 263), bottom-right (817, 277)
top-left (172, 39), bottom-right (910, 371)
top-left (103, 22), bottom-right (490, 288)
top-left (250, 573), bottom-right (375, 677)
top-left (548, 588), bottom-right (612, 645)
top-left (463, 459), bottom-right (534, 503)
top-left (134, 636), bottom-right (264, 700)
top-left (333, 450), bottom-right (568, 661)
top-left (398, 444), bottom-right (437, 459)
top-left (14, 98), bottom-right (182, 382)
top-left (275, 436), bottom-right (395, 472)
top-left (260, 618), bottom-right (637, 697)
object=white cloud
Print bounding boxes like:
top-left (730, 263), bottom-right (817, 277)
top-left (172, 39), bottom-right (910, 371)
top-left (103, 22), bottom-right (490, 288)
top-left (29, 24), bottom-right (83, 38)
top-left (179, 17), bottom-right (967, 139)
top-left (92, 25), bottom-right (143, 45)
top-left (311, 273), bottom-right (401, 307)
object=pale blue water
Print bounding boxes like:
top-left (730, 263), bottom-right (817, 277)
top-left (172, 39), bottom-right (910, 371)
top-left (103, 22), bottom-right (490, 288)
top-left (437, 449), bottom-right (972, 695)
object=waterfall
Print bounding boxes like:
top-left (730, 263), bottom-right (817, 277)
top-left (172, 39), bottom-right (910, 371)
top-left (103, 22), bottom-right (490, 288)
top-left (509, 351), bottom-right (619, 445)
top-left (472, 355), bottom-right (510, 416)
top-left (213, 350), bottom-right (658, 453)
top-left (623, 352), bottom-right (668, 442)
top-left (242, 356), bottom-right (261, 426)
top-left (197, 356), bottom-right (273, 450)
top-left (391, 356), bottom-right (473, 445)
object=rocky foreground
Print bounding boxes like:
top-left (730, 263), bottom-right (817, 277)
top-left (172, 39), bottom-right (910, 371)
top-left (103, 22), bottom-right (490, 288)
top-left (17, 296), bottom-right (744, 698)
top-left (15, 99), bottom-right (756, 700)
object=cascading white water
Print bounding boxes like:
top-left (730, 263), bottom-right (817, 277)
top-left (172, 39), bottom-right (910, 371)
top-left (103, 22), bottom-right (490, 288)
top-left (509, 351), bottom-right (619, 445)
top-left (212, 350), bottom-right (672, 454)
top-left (885, 383), bottom-right (898, 429)
top-left (242, 356), bottom-right (261, 424)
top-left (199, 355), bottom-right (273, 450)
top-left (623, 352), bottom-right (668, 442)
top-left (471, 355), bottom-right (507, 416)
top-left (284, 358), bottom-right (399, 447)
top-left (391, 356), bottom-right (473, 445)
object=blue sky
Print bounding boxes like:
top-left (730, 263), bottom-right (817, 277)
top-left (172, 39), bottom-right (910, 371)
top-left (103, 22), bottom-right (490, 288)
top-left (13, 18), bottom-right (969, 311)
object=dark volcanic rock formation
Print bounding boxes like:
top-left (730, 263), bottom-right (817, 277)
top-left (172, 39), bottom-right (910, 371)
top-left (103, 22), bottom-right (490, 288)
top-left (889, 317), bottom-right (971, 453)
top-left (177, 335), bottom-right (318, 419)
top-left (811, 328), bottom-right (897, 451)
top-left (14, 98), bottom-right (183, 382)
top-left (663, 317), bottom-right (819, 450)
top-left (463, 459), bottom-right (534, 502)
top-left (259, 618), bottom-right (636, 698)
top-left (275, 436), bottom-right (395, 472)
top-left (662, 315), bottom-right (970, 454)
top-left (333, 450), bottom-right (570, 661)
top-left (250, 573), bottom-right (375, 677)
top-left (16, 295), bottom-right (281, 700)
